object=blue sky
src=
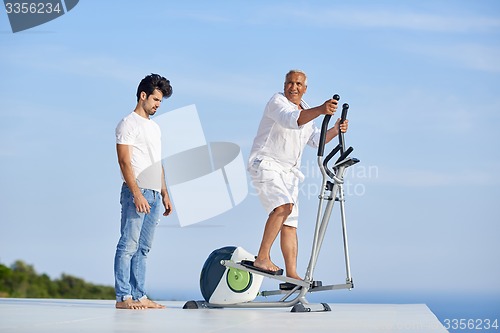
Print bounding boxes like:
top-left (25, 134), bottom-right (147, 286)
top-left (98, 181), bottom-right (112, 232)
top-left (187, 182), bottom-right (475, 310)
top-left (0, 0), bottom-right (499, 303)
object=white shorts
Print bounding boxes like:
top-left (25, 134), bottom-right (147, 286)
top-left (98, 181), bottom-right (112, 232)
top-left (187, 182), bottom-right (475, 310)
top-left (249, 160), bottom-right (299, 228)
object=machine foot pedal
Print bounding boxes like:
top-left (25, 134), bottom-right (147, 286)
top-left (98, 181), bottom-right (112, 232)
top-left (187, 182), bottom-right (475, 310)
top-left (279, 280), bottom-right (322, 290)
top-left (311, 280), bottom-right (323, 288)
top-left (279, 282), bottom-right (299, 290)
top-left (240, 260), bottom-right (283, 276)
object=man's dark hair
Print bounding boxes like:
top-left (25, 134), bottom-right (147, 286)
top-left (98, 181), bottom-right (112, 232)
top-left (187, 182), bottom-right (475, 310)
top-left (136, 73), bottom-right (173, 102)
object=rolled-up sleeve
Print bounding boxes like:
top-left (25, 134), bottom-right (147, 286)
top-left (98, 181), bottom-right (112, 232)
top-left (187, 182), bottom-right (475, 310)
top-left (266, 94), bottom-right (301, 129)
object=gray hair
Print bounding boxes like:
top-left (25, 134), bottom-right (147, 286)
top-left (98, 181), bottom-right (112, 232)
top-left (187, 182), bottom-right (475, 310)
top-left (285, 69), bottom-right (308, 85)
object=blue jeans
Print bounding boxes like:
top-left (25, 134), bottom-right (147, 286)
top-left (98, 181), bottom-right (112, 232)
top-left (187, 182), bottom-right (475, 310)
top-left (114, 183), bottom-right (161, 302)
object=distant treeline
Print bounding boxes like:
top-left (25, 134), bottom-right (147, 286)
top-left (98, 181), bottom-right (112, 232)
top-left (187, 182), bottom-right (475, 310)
top-left (0, 260), bottom-right (114, 299)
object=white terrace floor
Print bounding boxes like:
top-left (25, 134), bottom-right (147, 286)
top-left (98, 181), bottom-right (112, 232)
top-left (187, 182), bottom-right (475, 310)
top-left (0, 298), bottom-right (449, 333)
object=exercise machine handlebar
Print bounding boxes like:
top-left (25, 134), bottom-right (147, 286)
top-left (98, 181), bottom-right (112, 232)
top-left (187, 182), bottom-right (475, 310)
top-left (318, 95), bottom-right (354, 178)
top-left (339, 103), bottom-right (349, 154)
top-left (317, 94), bottom-right (340, 157)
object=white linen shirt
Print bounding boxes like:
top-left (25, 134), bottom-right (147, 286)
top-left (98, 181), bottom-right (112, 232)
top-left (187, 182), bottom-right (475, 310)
top-left (248, 92), bottom-right (321, 178)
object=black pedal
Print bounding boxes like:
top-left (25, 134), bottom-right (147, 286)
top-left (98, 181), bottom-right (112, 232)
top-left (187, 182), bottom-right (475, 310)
top-left (311, 280), bottom-right (323, 289)
top-left (240, 260), bottom-right (283, 276)
top-left (279, 282), bottom-right (299, 290)
top-left (279, 280), bottom-right (323, 290)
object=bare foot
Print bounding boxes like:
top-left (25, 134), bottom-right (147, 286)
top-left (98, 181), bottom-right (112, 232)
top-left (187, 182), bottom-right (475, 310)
top-left (253, 258), bottom-right (280, 272)
top-left (138, 298), bottom-right (166, 309)
top-left (115, 299), bottom-right (146, 310)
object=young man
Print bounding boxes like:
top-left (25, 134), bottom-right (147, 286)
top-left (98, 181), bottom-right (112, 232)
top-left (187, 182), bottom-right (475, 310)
top-left (248, 70), bottom-right (349, 280)
top-left (114, 74), bottom-right (173, 309)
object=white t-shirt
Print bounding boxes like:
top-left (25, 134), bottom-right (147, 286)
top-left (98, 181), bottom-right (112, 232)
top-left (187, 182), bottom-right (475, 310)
top-left (116, 111), bottom-right (162, 192)
top-left (248, 93), bottom-right (321, 175)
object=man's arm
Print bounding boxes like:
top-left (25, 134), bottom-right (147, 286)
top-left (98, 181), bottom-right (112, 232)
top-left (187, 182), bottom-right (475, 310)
top-left (297, 98), bottom-right (338, 126)
top-left (116, 144), bottom-right (151, 214)
top-left (161, 166), bottom-right (173, 216)
top-left (325, 119), bottom-right (349, 143)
